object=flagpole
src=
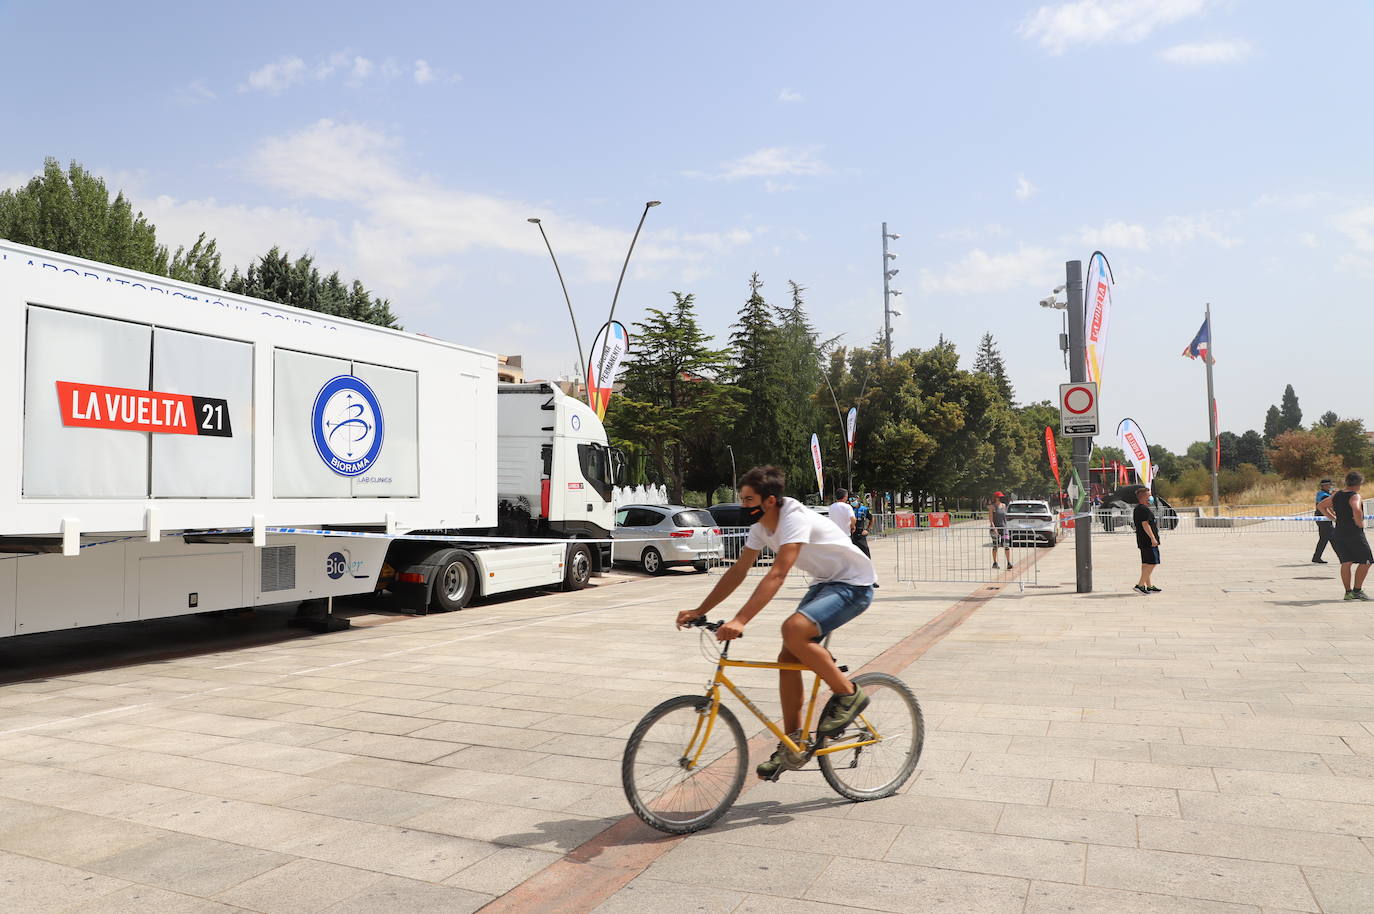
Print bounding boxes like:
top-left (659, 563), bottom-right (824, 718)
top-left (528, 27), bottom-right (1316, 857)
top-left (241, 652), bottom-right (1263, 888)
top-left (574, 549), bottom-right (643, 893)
top-left (1204, 303), bottom-right (1221, 516)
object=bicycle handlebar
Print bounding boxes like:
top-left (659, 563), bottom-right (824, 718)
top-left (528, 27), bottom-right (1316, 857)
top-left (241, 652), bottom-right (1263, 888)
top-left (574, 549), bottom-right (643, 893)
top-left (684, 617), bottom-right (739, 637)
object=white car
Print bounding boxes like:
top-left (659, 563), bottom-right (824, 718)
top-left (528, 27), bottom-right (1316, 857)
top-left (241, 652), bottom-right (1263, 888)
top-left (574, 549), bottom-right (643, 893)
top-left (612, 504), bottom-right (724, 574)
top-left (1006, 500), bottom-right (1058, 546)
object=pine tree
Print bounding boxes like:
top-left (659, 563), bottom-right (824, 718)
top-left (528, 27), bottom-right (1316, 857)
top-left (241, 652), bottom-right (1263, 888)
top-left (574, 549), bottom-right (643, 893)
top-left (973, 332), bottom-right (1014, 404)
top-left (1318, 410), bottom-right (1340, 428)
top-left (606, 293), bottom-right (740, 503)
top-left (1263, 405), bottom-right (1284, 444)
top-left (1280, 384), bottom-right (1302, 433)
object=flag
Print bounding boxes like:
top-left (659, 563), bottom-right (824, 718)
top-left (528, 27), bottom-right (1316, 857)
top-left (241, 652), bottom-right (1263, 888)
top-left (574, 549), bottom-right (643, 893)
top-left (1044, 427), bottom-right (1061, 491)
top-left (1117, 418), bottom-right (1153, 490)
top-left (1084, 251), bottom-right (1113, 389)
top-left (846, 407), bottom-right (857, 458)
top-left (586, 321), bottom-right (630, 419)
top-left (1182, 317), bottom-right (1214, 363)
top-left (810, 433), bottom-right (824, 497)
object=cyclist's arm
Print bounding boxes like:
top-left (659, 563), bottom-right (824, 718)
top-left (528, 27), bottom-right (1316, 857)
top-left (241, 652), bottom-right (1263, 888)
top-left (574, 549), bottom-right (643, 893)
top-left (730, 542), bottom-right (801, 627)
top-left (678, 548), bottom-right (757, 626)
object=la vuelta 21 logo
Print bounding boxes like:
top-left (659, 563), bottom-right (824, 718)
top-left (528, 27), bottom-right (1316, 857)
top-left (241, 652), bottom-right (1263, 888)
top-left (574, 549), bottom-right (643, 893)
top-left (311, 375), bottom-right (384, 476)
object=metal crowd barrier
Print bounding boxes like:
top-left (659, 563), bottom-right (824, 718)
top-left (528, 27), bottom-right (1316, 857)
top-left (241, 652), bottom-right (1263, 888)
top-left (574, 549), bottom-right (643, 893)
top-left (893, 521), bottom-right (1044, 586)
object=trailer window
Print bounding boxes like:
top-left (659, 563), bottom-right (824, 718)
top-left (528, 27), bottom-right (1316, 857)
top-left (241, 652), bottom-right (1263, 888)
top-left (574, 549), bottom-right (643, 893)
top-left (577, 443), bottom-right (614, 502)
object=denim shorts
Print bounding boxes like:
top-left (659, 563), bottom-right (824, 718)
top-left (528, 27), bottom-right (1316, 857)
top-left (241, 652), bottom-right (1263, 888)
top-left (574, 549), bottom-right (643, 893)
top-left (796, 582), bottom-right (874, 639)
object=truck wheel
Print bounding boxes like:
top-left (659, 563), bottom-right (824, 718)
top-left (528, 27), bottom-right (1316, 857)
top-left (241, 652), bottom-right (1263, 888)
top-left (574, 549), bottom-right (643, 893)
top-left (641, 548), bottom-right (665, 575)
top-left (563, 543), bottom-right (593, 591)
top-left (431, 550), bottom-right (477, 612)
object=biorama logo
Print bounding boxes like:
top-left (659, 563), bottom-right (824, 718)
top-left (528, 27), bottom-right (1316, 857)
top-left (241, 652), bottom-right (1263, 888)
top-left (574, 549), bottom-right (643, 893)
top-left (311, 375), bottom-right (385, 477)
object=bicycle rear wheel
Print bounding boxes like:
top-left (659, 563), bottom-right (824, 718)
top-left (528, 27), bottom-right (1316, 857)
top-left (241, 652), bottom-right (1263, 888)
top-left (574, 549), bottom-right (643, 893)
top-left (818, 671), bottom-right (923, 801)
top-left (622, 694), bottom-right (747, 834)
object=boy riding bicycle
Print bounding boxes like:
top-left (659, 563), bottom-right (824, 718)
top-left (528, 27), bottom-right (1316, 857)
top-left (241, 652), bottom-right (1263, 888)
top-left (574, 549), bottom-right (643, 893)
top-left (676, 465), bottom-right (878, 779)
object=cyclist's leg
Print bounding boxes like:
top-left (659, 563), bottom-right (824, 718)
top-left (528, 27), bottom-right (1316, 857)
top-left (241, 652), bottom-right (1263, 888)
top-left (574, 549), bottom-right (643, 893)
top-left (776, 643), bottom-right (804, 734)
top-left (782, 613), bottom-right (851, 696)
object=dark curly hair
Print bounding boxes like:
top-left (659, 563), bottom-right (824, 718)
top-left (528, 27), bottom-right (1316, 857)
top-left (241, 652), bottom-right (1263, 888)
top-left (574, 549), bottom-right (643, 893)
top-left (739, 465), bottom-right (785, 500)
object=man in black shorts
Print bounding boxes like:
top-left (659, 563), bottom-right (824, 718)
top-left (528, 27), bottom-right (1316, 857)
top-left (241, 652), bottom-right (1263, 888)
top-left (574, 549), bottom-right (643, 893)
top-left (1317, 471), bottom-right (1373, 601)
top-left (1133, 487), bottom-right (1161, 595)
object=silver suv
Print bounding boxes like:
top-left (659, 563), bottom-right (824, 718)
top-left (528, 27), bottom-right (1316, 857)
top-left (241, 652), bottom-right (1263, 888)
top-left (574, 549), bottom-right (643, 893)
top-left (1006, 500), bottom-right (1058, 547)
top-left (612, 504), bottom-right (724, 574)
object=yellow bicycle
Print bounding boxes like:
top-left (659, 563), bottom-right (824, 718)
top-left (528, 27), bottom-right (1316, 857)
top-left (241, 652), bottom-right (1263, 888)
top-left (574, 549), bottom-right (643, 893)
top-left (621, 618), bottom-right (923, 834)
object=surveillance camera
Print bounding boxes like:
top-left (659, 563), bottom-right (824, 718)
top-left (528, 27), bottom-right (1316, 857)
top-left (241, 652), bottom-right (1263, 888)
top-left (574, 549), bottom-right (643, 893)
top-left (1039, 297), bottom-right (1057, 308)
top-left (1053, 285), bottom-right (1066, 294)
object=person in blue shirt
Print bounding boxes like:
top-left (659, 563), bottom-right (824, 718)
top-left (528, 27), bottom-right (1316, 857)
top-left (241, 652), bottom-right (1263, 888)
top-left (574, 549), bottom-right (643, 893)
top-left (849, 496), bottom-right (872, 558)
top-left (1313, 477), bottom-right (1335, 564)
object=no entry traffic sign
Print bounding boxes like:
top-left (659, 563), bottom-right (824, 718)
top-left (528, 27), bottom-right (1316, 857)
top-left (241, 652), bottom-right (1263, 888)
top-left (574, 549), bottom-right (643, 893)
top-left (1059, 381), bottom-right (1099, 437)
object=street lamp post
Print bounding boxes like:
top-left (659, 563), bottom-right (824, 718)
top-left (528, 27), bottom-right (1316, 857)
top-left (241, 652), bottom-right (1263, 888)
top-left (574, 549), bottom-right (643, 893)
top-left (526, 218), bottom-right (586, 399)
top-left (726, 444), bottom-right (737, 494)
top-left (1040, 268), bottom-right (1093, 594)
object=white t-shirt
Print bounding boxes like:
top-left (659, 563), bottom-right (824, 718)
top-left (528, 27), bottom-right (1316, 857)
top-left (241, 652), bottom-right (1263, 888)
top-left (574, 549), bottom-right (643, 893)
top-left (746, 498), bottom-right (876, 586)
top-left (828, 501), bottom-right (855, 536)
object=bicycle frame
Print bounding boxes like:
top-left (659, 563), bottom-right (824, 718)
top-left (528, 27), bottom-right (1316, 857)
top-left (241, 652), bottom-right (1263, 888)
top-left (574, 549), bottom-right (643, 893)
top-left (684, 643), bottom-right (883, 768)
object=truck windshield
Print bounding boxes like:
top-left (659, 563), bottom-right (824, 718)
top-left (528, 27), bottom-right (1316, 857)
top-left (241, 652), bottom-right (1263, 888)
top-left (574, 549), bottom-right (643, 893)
top-left (577, 444), bottom-right (614, 502)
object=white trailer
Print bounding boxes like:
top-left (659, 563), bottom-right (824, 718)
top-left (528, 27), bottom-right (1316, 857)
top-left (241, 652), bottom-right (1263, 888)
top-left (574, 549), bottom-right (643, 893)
top-left (0, 240), bottom-right (622, 638)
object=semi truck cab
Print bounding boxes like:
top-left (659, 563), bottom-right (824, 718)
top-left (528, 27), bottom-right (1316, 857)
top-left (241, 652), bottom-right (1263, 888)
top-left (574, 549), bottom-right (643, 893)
top-left (496, 382), bottom-right (624, 567)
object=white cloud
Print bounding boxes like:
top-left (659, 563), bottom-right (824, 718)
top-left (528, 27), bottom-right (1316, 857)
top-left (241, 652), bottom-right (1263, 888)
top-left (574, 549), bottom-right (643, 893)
top-left (239, 119), bottom-right (751, 295)
top-left (1019, 0), bottom-right (1209, 55)
top-left (1015, 175), bottom-right (1037, 201)
top-left (688, 146), bottom-right (830, 182)
top-left (1079, 214), bottom-right (1240, 250)
top-left (242, 56), bottom-right (307, 94)
top-left (920, 246), bottom-right (1059, 295)
top-left (1334, 206), bottom-right (1374, 253)
top-left (239, 50), bottom-right (446, 93)
top-left (0, 169), bottom-right (37, 191)
top-left (135, 195), bottom-right (337, 270)
top-left (778, 88), bottom-right (803, 102)
top-left (938, 224), bottom-right (1006, 242)
top-left (1159, 39), bottom-right (1251, 64)
top-left (175, 79), bottom-right (216, 105)
top-left (1296, 232), bottom-right (1318, 248)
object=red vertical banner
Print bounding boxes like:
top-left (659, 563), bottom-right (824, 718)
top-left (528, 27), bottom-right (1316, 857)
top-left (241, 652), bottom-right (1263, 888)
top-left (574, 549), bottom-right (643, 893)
top-left (1213, 399), bottom-right (1221, 471)
top-left (1044, 426), bottom-right (1061, 491)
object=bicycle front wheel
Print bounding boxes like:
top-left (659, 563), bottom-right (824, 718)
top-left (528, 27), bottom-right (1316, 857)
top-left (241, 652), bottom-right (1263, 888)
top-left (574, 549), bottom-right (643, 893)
top-left (622, 694), bottom-right (747, 834)
top-left (818, 671), bottom-right (923, 801)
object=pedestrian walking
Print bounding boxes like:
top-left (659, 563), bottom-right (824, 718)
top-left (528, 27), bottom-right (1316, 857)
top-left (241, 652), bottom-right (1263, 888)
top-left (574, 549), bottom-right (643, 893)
top-left (1312, 477), bottom-right (1335, 564)
top-left (828, 488), bottom-right (856, 539)
top-left (849, 495), bottom-right (872, 558)
top-left (988, 492), bottom-right (1012, 569)
top-left (1317, 471), bottom-right (1373, 601)
top-left (1133, 487), bottom-right (1161, 595)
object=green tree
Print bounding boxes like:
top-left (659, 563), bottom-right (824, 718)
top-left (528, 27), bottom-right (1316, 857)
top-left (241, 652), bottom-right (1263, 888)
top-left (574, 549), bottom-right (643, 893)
top-left (1280, 384), bottom-right (1302, 433)
top-left (1236, 429), bottom-right (1270, 472)
top-left (774, 281), bottom-right (825, 498)
top-left (1152, 445), bottom-right (1184, 481)
top-left (0, 158), bottom-right (169, 274)
top-left (1184, 441), bottom-right (1210, 468)
top-left (726, 273), bottom-right (781, 478)
top-left (1317, 411), bottom-right (1340, 428)
top-left (1217, 430), bottom-right (1239, 470)
top-left (1331, 419), bottom-right (1371, 468)
top-left (605, 293), bottom-right (741, 503)
top-left (973, 332), bottom-right (1014, 404)
top-left (167, 232), bottom-right (225, 288)
top-left (1263, 405), bottom-right (1284, 444)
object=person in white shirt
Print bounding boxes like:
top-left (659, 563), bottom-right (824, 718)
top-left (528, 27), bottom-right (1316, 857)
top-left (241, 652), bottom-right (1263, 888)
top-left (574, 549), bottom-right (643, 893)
top-left (678, 466), bottom-right (877, 780)
top-left (828, 489), bottom-right (856, 538)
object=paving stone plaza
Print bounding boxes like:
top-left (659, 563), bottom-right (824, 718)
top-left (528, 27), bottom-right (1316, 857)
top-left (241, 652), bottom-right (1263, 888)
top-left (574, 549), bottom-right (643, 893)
top-left (1, 529), bottom-right (1372, 913)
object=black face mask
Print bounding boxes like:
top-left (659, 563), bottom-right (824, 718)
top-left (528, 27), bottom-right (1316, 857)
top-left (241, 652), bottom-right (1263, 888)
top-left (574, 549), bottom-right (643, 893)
top-left (743, 502), bottom-right (766, 522)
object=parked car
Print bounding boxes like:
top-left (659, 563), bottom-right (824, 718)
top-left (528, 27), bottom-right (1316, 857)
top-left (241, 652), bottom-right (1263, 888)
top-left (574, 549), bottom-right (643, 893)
top-left (612, 504), bottom-right (723, 574)
top-left (1006, 499), bottom-right (1058, 547)
top-left (707, 503), bottom-right (773, 565)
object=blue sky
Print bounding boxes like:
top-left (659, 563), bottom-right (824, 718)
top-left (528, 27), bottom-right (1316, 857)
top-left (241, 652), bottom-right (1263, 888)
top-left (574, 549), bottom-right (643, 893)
top-left (2, 0), bottom-right (1371, 452)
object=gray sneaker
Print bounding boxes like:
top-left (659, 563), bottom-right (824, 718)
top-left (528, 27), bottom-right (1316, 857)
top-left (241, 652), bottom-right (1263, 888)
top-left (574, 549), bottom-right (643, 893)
top-left (755, 732), bottom-right (807, 780)
top-left (1351, 590), bottom-right (1371, 602)
top-left (817, 687), bottom-right (869, 737)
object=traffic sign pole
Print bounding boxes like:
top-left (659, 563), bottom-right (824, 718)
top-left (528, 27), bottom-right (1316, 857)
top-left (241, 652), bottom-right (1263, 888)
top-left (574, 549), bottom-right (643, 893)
top-left (1066, 260), bottom-right (1093, 594)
